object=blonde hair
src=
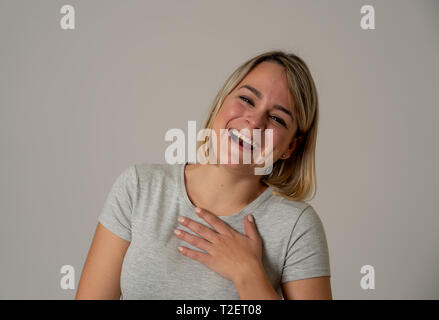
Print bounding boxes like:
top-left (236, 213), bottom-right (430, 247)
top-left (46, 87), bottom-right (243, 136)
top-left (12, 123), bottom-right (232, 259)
top-left (197, 50), bottom-right (319, 202)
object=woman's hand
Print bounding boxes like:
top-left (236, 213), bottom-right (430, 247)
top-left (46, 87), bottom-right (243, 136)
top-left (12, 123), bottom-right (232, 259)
top-left (174, 207), bottom-right (263, 283)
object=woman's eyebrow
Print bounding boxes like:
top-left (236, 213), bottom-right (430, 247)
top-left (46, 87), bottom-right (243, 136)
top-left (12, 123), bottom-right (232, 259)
top-left (238, 84), bottom-right (293, 121)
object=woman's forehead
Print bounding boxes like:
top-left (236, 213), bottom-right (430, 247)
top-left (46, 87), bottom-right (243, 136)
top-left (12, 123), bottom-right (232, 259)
top-left (238, 63), bottom-right (292, 103)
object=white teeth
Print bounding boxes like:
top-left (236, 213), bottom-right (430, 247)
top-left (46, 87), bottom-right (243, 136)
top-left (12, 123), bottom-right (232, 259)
top-left (230, 129), bottom-right (256, 148)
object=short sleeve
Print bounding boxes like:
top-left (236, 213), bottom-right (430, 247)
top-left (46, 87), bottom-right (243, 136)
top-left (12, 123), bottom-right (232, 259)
top-left (281, 205), bottom-right (331, 283)
top-left (98, 165), bottom-right (138, 242)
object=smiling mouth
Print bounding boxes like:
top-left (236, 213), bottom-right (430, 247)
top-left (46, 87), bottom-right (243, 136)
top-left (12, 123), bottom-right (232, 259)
top-left (229, 129), bottom-right (255, 151)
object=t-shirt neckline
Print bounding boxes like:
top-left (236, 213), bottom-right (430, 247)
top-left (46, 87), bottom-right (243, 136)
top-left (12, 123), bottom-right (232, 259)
top-left (178, 161), bottom-right (273, 219)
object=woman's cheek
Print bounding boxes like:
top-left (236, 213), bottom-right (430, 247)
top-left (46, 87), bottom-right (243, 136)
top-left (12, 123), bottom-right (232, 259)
top-left (270, 131), bottom-right (284, 155)
top-left (222, 102), bottom-right (244, 120)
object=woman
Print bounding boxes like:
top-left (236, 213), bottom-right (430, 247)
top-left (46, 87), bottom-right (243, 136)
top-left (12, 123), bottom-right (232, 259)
top-left (75, 50), bottom-right (332, 300)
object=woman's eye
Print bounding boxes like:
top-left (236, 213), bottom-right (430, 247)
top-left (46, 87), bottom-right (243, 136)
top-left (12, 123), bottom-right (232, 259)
top-left (271, 115), bottom-right (287, 127)
top-left (240, 96), bottom-right (287, 127)
top-left (239, 96), bottom-right (254, 106)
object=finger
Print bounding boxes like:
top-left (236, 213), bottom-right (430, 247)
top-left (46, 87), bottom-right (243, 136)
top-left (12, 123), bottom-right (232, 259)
top-left (244, 214), bottom-right (261, 242)
top-left (178, 245), bottom-right (210, 266)
top-left (194, 207), bottom-right (234, 236)
top-left (174, 228), bottom-right (213, 253)
top-left (178, 216), bottom-right (219, 243)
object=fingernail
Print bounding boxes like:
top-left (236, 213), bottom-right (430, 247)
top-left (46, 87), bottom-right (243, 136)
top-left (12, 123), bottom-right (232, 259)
top-left (195, 207), bottom-right (201, 213)
top-left (174, 229), bottom-right (182, 236)
top-left (178, 217), bottom-right (185, 223)
top-left (248, 214), bottom-right (254, 223)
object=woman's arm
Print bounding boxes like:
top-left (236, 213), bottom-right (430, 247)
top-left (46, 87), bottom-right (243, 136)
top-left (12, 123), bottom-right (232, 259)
top-left (75, 223), bottom-right (130, 300)
top-left (281, 276), bottom-right (333, 300)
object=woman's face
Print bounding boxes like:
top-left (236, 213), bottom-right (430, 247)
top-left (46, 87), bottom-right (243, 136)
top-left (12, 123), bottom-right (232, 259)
top-left (210, 61), bottom-right (299, 171)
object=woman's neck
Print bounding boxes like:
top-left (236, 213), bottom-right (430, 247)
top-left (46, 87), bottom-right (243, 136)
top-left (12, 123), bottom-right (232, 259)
top-left (184, 163), bottom-right (268, 216)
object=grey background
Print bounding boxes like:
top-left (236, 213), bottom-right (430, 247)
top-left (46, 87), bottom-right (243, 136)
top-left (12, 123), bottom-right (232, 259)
top-left (1, 0), bottom-right (438, 299)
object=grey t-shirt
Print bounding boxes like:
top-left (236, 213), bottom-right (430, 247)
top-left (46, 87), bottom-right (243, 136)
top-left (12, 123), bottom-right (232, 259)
top-left (98, 162), bottom-right (331, 300)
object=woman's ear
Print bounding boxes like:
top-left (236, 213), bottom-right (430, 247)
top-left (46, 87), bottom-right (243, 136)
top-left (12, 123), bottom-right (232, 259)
top-left (283, 136), bottom-right (303, 159)
top-left (295, 135), bottom-right (303, 148)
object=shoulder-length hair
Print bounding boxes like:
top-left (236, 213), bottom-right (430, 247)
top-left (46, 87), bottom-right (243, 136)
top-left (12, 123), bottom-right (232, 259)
top-left (197, 50), bottom-right (319, 202)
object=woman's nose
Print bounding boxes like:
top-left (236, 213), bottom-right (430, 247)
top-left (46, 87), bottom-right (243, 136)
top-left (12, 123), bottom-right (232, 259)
top-left (245, 112), bottom-right (266, 130)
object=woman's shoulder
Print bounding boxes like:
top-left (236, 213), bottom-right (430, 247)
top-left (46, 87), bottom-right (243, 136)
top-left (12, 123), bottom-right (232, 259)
top-left (133, 162), bottom-right (182, 186)
top-left (264, 195), bottom-right (326, 238)
top-left (268, 191), bottom-right (310, 210)
top-left (265, 191), bottom-right (317, 221)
